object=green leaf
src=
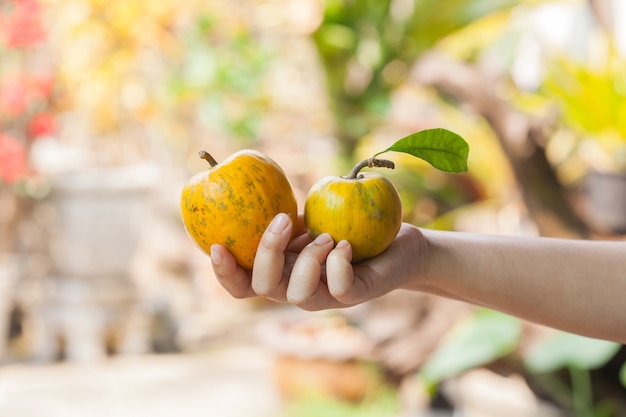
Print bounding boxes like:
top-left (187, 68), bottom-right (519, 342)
top-left (620, 362), bottom-right (626, 388)
top-left (374, 128), bottom-right (469, 173)
top-left (524, 331), bottom-right (621, 373)
top-left (418, 309), bottom-right (522, 388)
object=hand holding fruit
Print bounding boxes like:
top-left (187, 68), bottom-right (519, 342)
top-left (210, 212), bottom-right (429, 309)
top-left (183, 129), bottom-right (469, 308)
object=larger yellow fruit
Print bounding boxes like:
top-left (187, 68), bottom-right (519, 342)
top-left (181, 149), bottom-right (298, 270)
top-left (304, 158), bottom-right (402, 263)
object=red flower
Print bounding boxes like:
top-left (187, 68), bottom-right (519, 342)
top-left (0, 134), bottom-right (28, 183)
top-left (0, 72), bottom-right (54, 117)
top-left (0, 0), bottom-right (45, 49)
top-left (0, 75), bottom-right (28, 116)
top-left (28, 112), bottom-right (56, 138)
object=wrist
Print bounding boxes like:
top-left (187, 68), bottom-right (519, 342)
top-left (396, 224), bottom-right (432, 292)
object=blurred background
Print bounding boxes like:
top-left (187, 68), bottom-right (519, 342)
top-left (0, 0), bottom-right (625, 415)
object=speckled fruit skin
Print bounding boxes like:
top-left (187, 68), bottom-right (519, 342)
top-left (304, 172), bottom-right (402, 263)
top-left (180, 150), bottom-right (298, 270)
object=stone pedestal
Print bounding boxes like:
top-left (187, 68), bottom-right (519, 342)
top-left (29, 275), bottom-right (149, 362)
top-left (30, 164), bottom-right (158, 362)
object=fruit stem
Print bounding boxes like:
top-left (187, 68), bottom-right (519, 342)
top-left (345, 157), bottom-right (395, 179)
top-left (199, 150), bottom-right (218, 167)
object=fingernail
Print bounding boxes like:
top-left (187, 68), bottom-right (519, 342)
top-left (313, 233), bottom-right (333, 246)
top-left (336, 240), bottom-right (350, 249)
top-left (210, 244), bottom-right (222, 265)
top-left (269, 213), bottom-right (290, 234)
top-left (336, 240), bottom-right (352, 260)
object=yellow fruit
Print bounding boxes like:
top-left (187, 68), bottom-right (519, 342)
top-left (180, 149), bottom-right (298, 270)
top-left (304, 158), bottom-right (402, 263)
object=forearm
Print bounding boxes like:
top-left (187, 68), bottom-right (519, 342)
top-left (412, 229), bottom-right (626, 343)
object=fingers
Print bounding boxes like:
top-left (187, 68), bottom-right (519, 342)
top-left (212, 214), bottom-right (421, 310)
top-left (211, 244), bottom-right (256, 299)
top-left (325, 240), bottom-right (359, 302)
top-left (325, 224), bottom-right (422, 304)
top-left (286, 233), bottom-right (335, 306)
top-left (251, 213), bottom-right (293, 300)
top-left (286, 236), bottom-right (371, 310)
top-left (334, 223), bottom-right (425, 302)
top-left (212, 213), bottom-right (295, 301)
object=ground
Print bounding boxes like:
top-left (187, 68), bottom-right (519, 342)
top-left (0, 346), bottom-right (281, 417)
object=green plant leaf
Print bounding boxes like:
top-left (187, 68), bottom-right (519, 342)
top-left (620, 362), bottom-right (626, 388)
top-left (524, 331), bottom-right (621, 373)
top-left (374, 128), bottom-right (469, 173)
top-left (418, 309), bottom-right (521, 389)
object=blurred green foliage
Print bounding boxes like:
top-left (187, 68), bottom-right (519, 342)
top-left (169, 13), bottom-right (273, 143)
top-left (420, 307), bottom-right (626, 416)
top-left (312, 0), bottom-right (518, 157)
top-left (418, 309), bottom-right (522, 391)
top-left (525, 332), bottom-right (623, 417)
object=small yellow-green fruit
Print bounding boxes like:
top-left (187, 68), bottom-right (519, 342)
top-left (304, 158), bottom-right (402, 263)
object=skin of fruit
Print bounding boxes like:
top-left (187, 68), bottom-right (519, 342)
top-left (180, 149), bottom-right (298, 270)
top-left (304, 172), bottom-right (402, 263)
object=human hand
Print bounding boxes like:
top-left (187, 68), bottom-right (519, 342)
top-left (210, 213), bottom-right (427, 310)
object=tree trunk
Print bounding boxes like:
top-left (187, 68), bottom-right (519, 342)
top-left (412, 52), bottom-right (590, 238)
